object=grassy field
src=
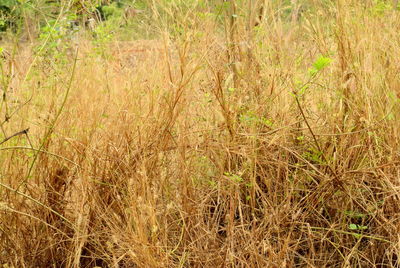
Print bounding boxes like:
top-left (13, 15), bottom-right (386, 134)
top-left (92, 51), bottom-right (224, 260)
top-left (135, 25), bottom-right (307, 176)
top-left (1, 0), bottom-right (400, 267)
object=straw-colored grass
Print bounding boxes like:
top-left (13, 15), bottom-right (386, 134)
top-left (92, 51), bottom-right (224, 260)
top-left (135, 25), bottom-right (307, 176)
top-left (1, 0), bottom-right (400, 267)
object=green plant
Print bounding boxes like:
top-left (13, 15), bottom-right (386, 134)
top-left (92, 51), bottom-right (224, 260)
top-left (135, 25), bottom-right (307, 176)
top-left (36, 15), bottom-right (77, 65)
top-left (370, 0), bottom-right (393, 15)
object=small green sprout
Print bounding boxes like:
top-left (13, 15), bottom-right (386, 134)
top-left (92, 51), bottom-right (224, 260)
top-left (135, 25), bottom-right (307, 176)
top-left (308, 56), bottom-right (332, 76)
top-left (348, 224), bottom-right (368, 231)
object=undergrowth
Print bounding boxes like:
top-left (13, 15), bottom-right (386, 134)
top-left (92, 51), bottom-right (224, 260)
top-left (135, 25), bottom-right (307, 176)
top-left (1, 0), bottom-right (400, 267)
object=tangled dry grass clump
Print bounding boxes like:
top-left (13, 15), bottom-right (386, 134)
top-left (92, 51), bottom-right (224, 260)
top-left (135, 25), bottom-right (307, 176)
top-left (1, 1), bottom-right (400, 267)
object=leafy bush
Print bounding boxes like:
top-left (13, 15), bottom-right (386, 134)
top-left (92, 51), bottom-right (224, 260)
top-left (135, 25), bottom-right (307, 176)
top-left (0, 0), bottom-right (20, 32)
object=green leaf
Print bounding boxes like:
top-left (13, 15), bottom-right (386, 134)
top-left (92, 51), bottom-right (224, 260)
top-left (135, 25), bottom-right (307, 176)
top-left (313, 56), bottom-right (332, 71)
top-left (344, 210), bottom-right (367, 219)
top-left (348, 224), bottom-right (358, 230)
top-left (0, 0), bottom-right (18, 8)
top-left (308, 56), bottom-right (332, 76)
top-left (224, 172), bottom-right (243, 183)
top-left (245, 183), bottom-right (253, 188)
top-left (348, 224), bottom-right (368, 230)
top-left (351, 233), bottom-right (362, 239)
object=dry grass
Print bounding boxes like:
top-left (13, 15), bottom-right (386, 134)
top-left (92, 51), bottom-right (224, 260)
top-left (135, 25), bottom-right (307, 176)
top-left (1, 0), bottom-right (400, 267)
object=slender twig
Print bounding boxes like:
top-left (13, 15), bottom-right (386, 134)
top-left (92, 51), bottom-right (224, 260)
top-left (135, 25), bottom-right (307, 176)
top-left (0, 181), bottom-right (75, 228)
top-left (17, 47), bottom-right (79, 191)
top-left (0, 128), bottom-right (29, 146)
top-left (1, 204), bottom-right (70, 237)
top-left (0, 146), bottom-right (80, 166)
top-left (293, 91), bottom-right (370, 214)
top-left (306, 226), bottom-right (391, 243)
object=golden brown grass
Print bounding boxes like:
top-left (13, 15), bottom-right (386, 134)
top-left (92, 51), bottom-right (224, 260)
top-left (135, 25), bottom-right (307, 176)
top-left (1, 1), bottom-right (400, 267)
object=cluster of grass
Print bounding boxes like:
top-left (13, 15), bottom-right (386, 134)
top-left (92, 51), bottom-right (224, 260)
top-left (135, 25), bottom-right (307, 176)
top-left (1, 0), bottom-right (400, 266)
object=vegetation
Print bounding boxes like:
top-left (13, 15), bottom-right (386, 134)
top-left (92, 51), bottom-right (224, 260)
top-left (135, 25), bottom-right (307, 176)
top-left (0, 0), bottom-right (400, 266)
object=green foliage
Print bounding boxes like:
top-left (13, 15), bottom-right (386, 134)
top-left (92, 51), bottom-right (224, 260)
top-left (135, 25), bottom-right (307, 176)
top-left (370, 0), bottom-right (392, 15)
top-left (224, 172), bottom-right (243, 183)
top-left (292, 55), bottom-right (332, 98)
top-left (308, 56), bottom-right (332, 76)
top-left (348, 223), bottom-right (368, 231)
top-left (130, 0), bottom-right (147, 10)
top-left (344, 210), bottom-right (368, 219)
top-left (0, 0), bottom-right (17, 9)
top-left (0, 0), bottom-right (19, 32)
top-left (302, 147), bottom-right (324, 164)
top-left (239, 110), bottom-right (273, 127)
top-left (92, 22), bottom-right (115, 56)
top-left (100, 2), bottom-right (124, 20)
top-left (35, 14), bottom-right (77, 67)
